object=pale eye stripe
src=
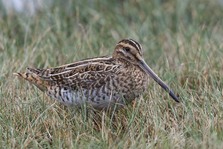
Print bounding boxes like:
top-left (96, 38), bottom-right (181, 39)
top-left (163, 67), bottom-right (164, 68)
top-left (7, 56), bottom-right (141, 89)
top-left (129, 39), bottom-right (141, 50)
top-left (118, 43), bottom-right (135, 51)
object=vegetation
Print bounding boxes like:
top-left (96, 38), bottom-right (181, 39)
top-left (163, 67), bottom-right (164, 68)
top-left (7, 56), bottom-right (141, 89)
top-left (0, 0), bottom-right (223, 148)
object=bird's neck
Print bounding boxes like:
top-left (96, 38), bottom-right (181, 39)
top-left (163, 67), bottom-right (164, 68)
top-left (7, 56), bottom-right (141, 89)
top-left (115, 58), bottom-right (142, 72)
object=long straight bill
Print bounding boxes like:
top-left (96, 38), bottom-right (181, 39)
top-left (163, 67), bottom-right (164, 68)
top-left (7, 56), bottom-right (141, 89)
top-left (139, 59), bottom-right (179, 102)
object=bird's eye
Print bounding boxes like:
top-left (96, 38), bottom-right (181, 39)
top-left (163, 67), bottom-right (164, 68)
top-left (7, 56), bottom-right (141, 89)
top-left (124, 47), bottom-right (130, 52)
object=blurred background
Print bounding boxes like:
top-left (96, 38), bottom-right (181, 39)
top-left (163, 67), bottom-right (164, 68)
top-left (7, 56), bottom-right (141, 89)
top-left (0, 0), bottom-right (223, 67)
top-left (1, 0), bottom-right (223, 89)
top-left (0, 0), bottom-right (223, 148)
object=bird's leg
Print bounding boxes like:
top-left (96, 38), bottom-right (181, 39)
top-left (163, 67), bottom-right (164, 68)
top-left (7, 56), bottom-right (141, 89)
top-left (132, 99), bottom-right (136, 109)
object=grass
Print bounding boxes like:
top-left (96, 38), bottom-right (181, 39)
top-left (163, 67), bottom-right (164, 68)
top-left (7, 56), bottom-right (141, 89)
top-left (0, 0), bottom-right (223, 148)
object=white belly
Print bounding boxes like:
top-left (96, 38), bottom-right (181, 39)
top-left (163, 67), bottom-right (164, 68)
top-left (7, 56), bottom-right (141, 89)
top-left (47, 87), bottom-right (126, 109)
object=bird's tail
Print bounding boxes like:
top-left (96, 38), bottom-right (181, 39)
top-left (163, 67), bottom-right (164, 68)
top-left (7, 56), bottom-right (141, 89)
top-left (13, 68), bottom-right (48, 91)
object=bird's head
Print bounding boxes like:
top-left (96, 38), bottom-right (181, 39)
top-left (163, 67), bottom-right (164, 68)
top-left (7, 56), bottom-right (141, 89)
top-left (113, 39), bottom-right (179, 102)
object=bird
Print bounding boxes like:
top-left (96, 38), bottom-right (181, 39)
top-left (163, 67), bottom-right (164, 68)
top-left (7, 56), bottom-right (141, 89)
top-left (14, 39), bottom-right (179, 110)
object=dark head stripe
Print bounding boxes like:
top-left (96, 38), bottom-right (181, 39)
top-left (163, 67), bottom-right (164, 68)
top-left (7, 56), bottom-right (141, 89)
top-left (118, 39), bottom-right (141, 51)
top-left (129, 39), bottom-right (142, 50)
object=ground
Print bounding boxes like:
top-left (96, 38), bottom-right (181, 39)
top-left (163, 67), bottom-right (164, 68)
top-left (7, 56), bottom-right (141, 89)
top-left (0, 0), bottom-right (223, 148)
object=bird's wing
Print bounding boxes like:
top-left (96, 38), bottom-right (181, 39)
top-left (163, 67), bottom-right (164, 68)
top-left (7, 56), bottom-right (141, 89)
top-left (27, 56), bottom-right (121, 90)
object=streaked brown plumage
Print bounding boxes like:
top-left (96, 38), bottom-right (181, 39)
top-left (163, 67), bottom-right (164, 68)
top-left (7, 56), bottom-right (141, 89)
top-left (14, 39), bottom-right (179, 109)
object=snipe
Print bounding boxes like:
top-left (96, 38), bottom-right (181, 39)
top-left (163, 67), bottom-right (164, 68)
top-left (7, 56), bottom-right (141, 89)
top-left (14, 39), bottom-right (179, 109)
